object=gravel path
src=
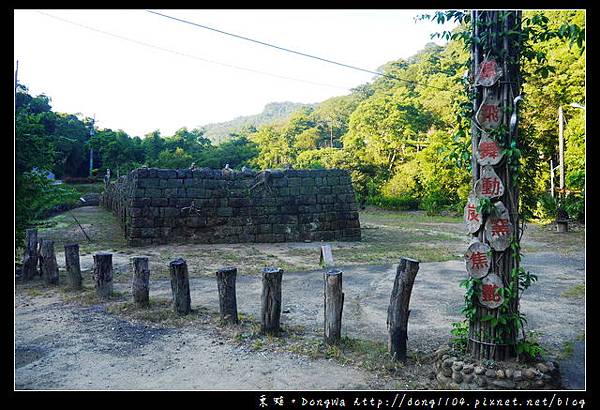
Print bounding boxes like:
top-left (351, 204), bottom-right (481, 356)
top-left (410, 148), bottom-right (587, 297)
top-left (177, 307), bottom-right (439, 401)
top-left (15, 250), bottom-right (584, 389)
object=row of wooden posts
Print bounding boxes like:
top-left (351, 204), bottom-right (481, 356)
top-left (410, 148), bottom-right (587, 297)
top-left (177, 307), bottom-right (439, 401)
top-left (20, 228), bottom-right (420, 362)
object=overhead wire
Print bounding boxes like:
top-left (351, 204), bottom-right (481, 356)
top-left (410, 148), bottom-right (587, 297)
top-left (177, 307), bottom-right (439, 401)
top-left (36, 11), bottom-right (354, 91)
top-left (145, 9), bottom-right (449, 92)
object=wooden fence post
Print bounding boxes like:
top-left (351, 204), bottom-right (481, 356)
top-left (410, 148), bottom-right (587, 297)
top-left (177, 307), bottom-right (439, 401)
top-left (39, 239), bottom-right (59, 285)
top-left (22, 229), bottom-right (39, 281)
top-left (169, 258), bottom-right (191, 315)
top-left (93, 252), bottom-right (113, 299)
top-left (216, 267), bottom-right (238, 324)
top-left (324, 269), bottom-right (344, 345)
top-left (131, 256), bottom-right (150, 307)
top-left (261, 267), bottom-right (283, 335)
top-left (387, 257), bottom-right (420, 362)
top-left (64, 243), bottom-right (82, 289)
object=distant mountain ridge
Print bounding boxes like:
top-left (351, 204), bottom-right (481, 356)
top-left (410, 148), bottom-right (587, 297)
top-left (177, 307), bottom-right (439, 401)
top-left (201, 101), bottom-right (316, 144)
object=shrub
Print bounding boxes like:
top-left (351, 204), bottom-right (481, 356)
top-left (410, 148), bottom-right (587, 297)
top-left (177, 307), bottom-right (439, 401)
top-left (366, 194), bottom-right (420, 211)
top-left (420, 183), bottom-right (454, 215)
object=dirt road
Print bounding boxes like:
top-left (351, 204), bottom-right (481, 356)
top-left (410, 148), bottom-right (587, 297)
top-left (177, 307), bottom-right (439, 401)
top-left (15, 207), bottom-right (585, 390)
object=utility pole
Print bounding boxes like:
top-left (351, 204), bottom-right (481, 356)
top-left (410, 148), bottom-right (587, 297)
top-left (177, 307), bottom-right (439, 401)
top-left (558, 105), bottom-right (565, 199)
top-left (14, 60), bottom-right (19, 97)
top-left (89, 114), bottom-right (95, 178)
top-left (550, 159), bottom-right (555, 198)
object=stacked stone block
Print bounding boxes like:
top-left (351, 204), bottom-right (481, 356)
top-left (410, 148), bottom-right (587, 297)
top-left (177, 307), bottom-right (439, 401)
top-left (101, 168), bottom-right (361, 246)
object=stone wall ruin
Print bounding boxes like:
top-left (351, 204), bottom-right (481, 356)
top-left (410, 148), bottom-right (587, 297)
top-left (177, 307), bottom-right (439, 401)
top-left (101, 168), bottom-right (361, 246)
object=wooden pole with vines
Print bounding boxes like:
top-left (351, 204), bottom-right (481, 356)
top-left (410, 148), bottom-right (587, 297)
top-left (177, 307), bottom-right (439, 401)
top-left (467, 10), bottom-right (524, 361)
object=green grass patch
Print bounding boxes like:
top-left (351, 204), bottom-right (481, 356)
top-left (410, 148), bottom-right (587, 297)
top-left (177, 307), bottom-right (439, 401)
top-left (106, 298), bottom-right (214, 327)
top-left (61, 285), bottom-right (126, 305)
top-left (560, 283), bottom-right (585, 298)
top-left (69, 183), bottom-right (104, 195)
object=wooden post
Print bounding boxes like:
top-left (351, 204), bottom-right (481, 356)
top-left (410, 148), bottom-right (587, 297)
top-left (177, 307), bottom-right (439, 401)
top-left (21, 228), bottom-right (39, 281)
top-left (386, 257), bottom-right (419, 362)
top-left (93, 252), bottom-right (113, 299)
top-left (216, 267), bottom-right (238, 324)
top-left (261, 267), bottom-right (283, 335)
top-left (323, 269), bottom-right (344, 345)
top-left (467, 11), bottom-right (522, 361)
top-left (39, 239), bottom-right (59, 285)
top-left (64, 243), bottom-right (82, 289)
top-left (131, 256), bottom-right (150, 307)
top-left (169, 258), bottom-right (191, 315)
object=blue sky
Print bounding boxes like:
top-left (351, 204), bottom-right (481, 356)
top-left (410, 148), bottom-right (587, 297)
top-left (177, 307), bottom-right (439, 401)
top-left (14, 9), bottom-right (457, 138)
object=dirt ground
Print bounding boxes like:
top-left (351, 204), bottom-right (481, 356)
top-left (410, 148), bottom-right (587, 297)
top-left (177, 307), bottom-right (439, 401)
top-left (14, 206), bottom-right (585, 390)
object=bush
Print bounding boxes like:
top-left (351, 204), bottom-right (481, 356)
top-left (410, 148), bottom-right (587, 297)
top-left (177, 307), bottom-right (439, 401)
top-left (420, 183), bottom-right (454, 216)
top-left (533, 193), bottom-right (557, 220)
top-left (366, 194), bottom-right (420, 211)
top-left (16, 170), bottom-right (81, 247)
top-left (563, 193), bottom-right (585, 222)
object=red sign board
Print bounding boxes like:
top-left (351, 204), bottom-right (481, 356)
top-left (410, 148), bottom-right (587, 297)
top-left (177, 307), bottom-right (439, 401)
top-left (484, 201), bottom-right (513, 251)
top-left (475, 59), bottom-right (503, 87)
top-left (464, 193), bottom-right (483, 234)
top-left (476, 97), bottom-right (502, 130)
top-left (478, 273), bottom-right (504, 309)
top-left (475, 166), bottom-right (504, 199)
top-left (464, 240), bottom-right (491, 279)
top-left (476, 133), bottom-right (504, 166)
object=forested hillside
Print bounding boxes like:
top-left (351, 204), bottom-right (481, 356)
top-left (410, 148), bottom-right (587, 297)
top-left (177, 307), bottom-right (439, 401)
top-left (202, 101), bottom-right (316, 144)
top-left (15, 10), bottom-right (585, 246)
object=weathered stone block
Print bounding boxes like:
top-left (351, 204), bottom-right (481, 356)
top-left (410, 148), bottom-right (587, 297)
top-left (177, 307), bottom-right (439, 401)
top-left (157, 169), bottom-right (177, 179)
top-left (217, 207), bottom-right (233, 217)
top-left (162, 207), bottom-right (180, 218)
top-left (151, 198), bottom-right (168, 207)
top-left (176, 169), bottom-right (192, 178)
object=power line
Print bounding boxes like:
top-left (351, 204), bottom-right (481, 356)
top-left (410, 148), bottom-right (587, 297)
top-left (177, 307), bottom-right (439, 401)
top-left (36, 11), bottom-right (353, 91)
top-left (145, 9), bottom-right (448, 92)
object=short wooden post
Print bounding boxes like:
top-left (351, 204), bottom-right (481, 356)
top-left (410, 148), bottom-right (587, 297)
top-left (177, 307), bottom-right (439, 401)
top-left (64, 243), bottom-right (82, 289)
top-left (169, 258), bottom-right (191, 315)
top-left (324, 269), bottom-right (344, 345)
top-left (22, 229), bottom-right (39, 281)
top-left (556, 219), bottom-right (569, 233)
top-left (261, 267), bottom-right (283, 335)
top-left (216, 267), bottom-right (238, 324)
top-left (131, 256), bottom-right (150, 307)
top-left (93, 252), bottom-right (113, 299)
top-left (39, 239), bottom-right (59, 285)
top-left (387, 257), bottom-right (420, 362)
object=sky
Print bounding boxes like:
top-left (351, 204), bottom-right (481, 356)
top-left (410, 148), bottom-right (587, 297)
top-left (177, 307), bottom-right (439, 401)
top-left (14, 9), bottom-right (457, 138)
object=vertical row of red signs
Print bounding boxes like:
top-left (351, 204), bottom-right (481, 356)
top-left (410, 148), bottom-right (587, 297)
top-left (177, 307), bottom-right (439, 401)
top-left (463, 58), bottom-right (512, 310)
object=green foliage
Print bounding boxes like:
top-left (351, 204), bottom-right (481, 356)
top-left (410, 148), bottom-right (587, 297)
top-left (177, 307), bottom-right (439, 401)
top-left (459, 277), bottom-right (481, 322)
top-left (420, 183), bottom-right (452, 216)
top-left (153, 147), bottom-right (194, 169)
top-left (516, 331), bottom-right (545, 361)
top-left (450, 321), bottom-right (469, 352)
top-left (15, 171), bottom-right (80, 246)
top-left (476, 197), bottom-right (494, 215)
top-left (533, 193), bottom-right (557, 220)
top-left (365, 194), bottom-right (420, 211)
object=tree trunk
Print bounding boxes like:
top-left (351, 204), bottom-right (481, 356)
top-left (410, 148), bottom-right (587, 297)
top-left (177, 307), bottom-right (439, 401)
top-left (64, 243), bottom-right (82, 289)
top-left (323, 269), bottom-right (344, 345)
top-left (131, 256), bottom-right (150, 307)
top-left (169, 258), bottom-right (191, 315)
top-left (21, 229), bottom-right (39, 281)
top-left (39, 239), bottom-right (59, 285)
top-left (467, 10), bottom-right (522, 361)
top-left (261, 267), bottom-right (283, 335)
top-left (216, 267), bottom-right (238, 324)
top-left (386, 257), bottom-right (419, 362)
top-left (93, 252), bottom-right (113, 299)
